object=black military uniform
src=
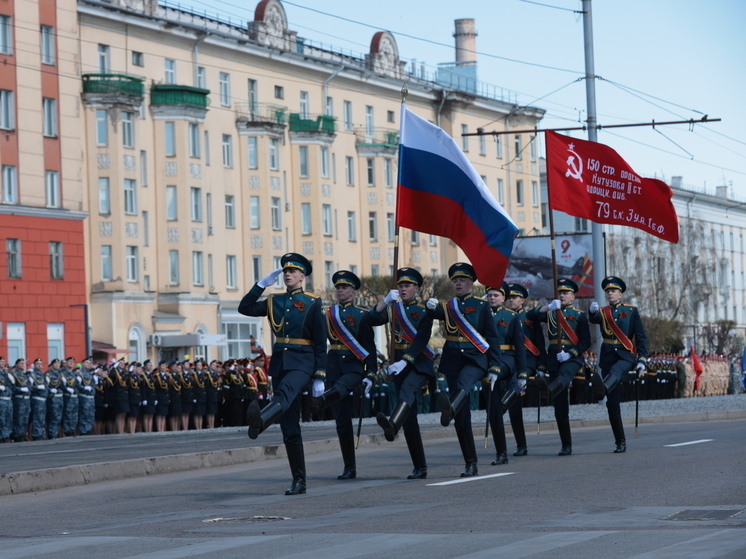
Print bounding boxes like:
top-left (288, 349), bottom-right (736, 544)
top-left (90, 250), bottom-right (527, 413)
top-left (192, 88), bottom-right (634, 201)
top-left (527, 278), bottom-right (590, 456)
top-left (239, 253), bottom-right (327, 495)
top-left (312, 270), bottom-right (386, 480)
top-left (371, 267), bottom-right (435, 479)
top-left (588, 276), bottom-right (648, 453)
top-left (429, 263), bottom-right (503, 477)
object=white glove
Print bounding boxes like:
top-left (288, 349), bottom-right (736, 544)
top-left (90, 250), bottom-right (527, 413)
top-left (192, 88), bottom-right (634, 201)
top-left (518, 378), bottom-right (527, 390)
top-left (312, 379), bottom-right (325, 398)
top-left (536, 370), bottom-right (546, 377)
top-left (66, 387), bottom-right (75, 394)
top-left (35, 383), bottom-right (45, 390)
top-left (154, 400), bottom-right (158, 405)
top-left (362, 377), bottom-right (373, 395)
top-left (50, 388), bottom-right (58, 394)
top-left (548, 299), bottom-right (561, 311)
top-left (84, 385), bottom-right (93, 392)
top-left (0, 386), bottom-right (4, 391)
top-left (488, 372), bottom-right (498, 390)
top-left (141, 400), bottom-right (147, 406)
top-left (557, 351), bottom-right (570, 363)
top-left (636, 362), bottom-right (646, 377)
top-left (426, 298), bottom-right (438, 310)
top-left (76, 375), bottom-right (82, 384)
top-left (258, 394), bottom-right (264, 399)
top-left (27, 376), bottom-right (35, 385)
top-left (388, 360), bottom-right (407, 376)
top-left (365, 392), bottom-right (370, 399)
top-left (589, 301), bottom-right (599, 313)
top-left (20, 386), bottom-right (29, 393)
top-left (383, 289), bottom-right (400, 305)
top-left (193, 399), bottom-right (197, 403)
top-left (257, 267), bottom-right (283, 288)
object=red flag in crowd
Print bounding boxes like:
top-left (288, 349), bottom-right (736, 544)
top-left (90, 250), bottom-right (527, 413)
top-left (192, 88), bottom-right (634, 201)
top-left (690, 346), bottom-right (703, 391)
top-left (545, 130), bottom-right (679, 243)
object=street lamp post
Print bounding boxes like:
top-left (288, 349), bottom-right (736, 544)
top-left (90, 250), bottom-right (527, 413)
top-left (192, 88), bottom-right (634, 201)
top-left (69, 304), bottom-right (91, 357)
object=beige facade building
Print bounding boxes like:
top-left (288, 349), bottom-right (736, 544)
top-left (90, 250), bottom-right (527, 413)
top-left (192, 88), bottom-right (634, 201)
top-left (76, 0), bottom-right (544, 362)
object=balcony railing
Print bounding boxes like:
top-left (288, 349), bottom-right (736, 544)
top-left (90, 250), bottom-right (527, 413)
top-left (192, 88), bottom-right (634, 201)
top-left (354, 127), bottom-right (399, 148)
top-left (150, 84), bottom-right (210, 109)
top-left (82, 73), bottom-right (144, 97)
top-left (288, 113), bottom-right (336, 134)
top-left (235, 102), bottom-right (287, 125)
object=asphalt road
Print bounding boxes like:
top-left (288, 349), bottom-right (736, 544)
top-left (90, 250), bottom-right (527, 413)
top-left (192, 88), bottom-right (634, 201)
top-left (0, 419), bottom-right (744, 558)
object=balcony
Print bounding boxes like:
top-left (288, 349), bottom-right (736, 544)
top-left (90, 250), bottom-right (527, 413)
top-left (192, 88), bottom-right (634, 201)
top-left (149, 84), bottom-right (210, 119)
top-left (81, 73), bottom-right (144, 108)
top-left (235, 102), bottom-right (287, 135)
top-left (288, 113), bottom-right (336, 135)
top-left (354, 127), bottom-right (399, 156)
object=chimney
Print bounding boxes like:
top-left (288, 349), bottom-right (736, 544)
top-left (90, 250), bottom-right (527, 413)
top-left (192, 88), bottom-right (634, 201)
top-left (670, 176), bottom-right (682, 188)
top-left (716, 185), bottom-right (729, 198)
top-left (454, 19), bottom-right (477, 64)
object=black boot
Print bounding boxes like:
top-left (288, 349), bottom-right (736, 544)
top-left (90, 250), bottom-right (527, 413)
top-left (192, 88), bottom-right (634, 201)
top-left (557, 415), bottom-right (572, 456)
top-left (311, 385), bottom-right (343, 411)
top-left (247, 400), bottom-right (282, 439)
top-left (513, 446), bottom-right (528, 456)
top-left (603, 374), bottom-right (620, 397)
top-left (439, 389), bottom-right (466, 427)
top-left (501, 389), bottom-right (519, 414)
top-left (610, 415), bottom-right (626, 453)
top-left (377, 400), bottom-right (410, 442)
top-left (284, 443), bottom-right (306, 495)
top-left (457, 431), bottom-right (478, 477)
top-left (405, 423), bottom-right (428, 479)
top-left (337, 434), bottom-right (357, 479)
top-left (542, 379), bottom-right (563, 405)
top-left (491, 452), bottom-right (509, 465)
top-left (558, 445), bottom-right (572, 456)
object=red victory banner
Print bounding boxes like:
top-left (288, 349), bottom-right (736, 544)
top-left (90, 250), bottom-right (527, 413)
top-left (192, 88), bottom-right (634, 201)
top-left (546, 130), bottom-right (679, 243)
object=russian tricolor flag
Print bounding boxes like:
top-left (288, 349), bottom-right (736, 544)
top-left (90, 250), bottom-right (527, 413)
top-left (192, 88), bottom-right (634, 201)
top-left (396, 106), bottom-right (518, 287)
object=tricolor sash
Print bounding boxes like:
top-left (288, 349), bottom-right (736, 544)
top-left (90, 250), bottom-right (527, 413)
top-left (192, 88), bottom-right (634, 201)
top-left (446, 298), bottom-right (489, 353)
top-left (394, 301), bottom-right (435, 359)
top-left (555, 309), bottom-right (580, 346)
top-left (329, 305), bottom-right (369, 361)
top-left (601, 305), bottom-right (635, 353)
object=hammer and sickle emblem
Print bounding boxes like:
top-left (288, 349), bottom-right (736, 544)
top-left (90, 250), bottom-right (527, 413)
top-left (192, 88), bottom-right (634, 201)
top-left (564, 144), bottom-right (583, 182)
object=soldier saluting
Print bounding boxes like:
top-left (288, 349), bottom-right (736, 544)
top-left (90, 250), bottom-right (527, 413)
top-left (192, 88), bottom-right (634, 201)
top-left (588, 276), bottom-right (648, 453)
top-left (239, 253), bottom-right (327, 496)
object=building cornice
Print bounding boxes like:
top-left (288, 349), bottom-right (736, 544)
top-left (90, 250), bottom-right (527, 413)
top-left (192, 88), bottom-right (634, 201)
top-left (0, 205), bottom-right (88, 221)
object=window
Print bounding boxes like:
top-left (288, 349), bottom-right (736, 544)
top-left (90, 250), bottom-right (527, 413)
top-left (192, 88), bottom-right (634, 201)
top-left (384, 159), bottom-right (393, 188)
top-left (366, 158), bottom-right (375, 186)
top-left (347, 211), bottom-right (357, 241)
top-left (124, 179), bottom-right (137, 214)
top-left (97, 44), bottom-right (110, 73)
top-left (368, 211), bottom-right (378, 241)
top-left (325, 96), bottom-right (333, 116)
top-left (2, 165), bottom-right (17, 203)
top-left (429, 234), bottom-right (437, 246)
top-left (168, 250), bottom-right (179, 285)
top-left (461, 124), bottom-right (468, 151)
top-left (206, 193), bottom-right (212, 233)
top-left (196, 66), bottom-right (206, 89)
top-left (122, 112), bottom-right (134, 148)
top-left (0, 89), bottom-right (13, 130)
top-left (320, 147), bottom-right (330, 178)
top-left (497, 178), bottom-right (504, 205)
top-left (222, 134), bottom-right (233, 167)
top-left (514, 135), bottom-right (523, 160)
top-left (95, 109), bottom-right (108, 146)
top-left (204, 130), bottom-right (210, 165)
top-left (516, 179), bottom-right (524, 206)
top-left (164, 59), bottom-right (176, 84)
top-left (142, 210), bottom-right (149, 246)
top-left (225, 195), bottom-right (235, 228)
top-left (166, 185), bottom-right (177, 220)
top-left (249, 196), bottom-right (260, 229)
top-left (252, 255), bottom-right (262, 282)
top-left (495, 135), bottom-right (503, 158)
top-left (248, 137), bottom-right (258, 169)
top-left (271, 197), bottom-right (281, 230)
top-left (43, 98), bottom-right (57, 137)
top-left (248, 79), bottom-right (258, 110)
top-left (140, 150), bottom-right (148, 186)
top-left (49, 241), bottom-right (63, 279)
top-left (574, 217), bottom-right (588, 232)
top-left (530, 136), bottom-right (537, 162)
top-left (190, 187), bottom-right (202, 222)
top-left (126, 246), bottom-right (138, 282)
top-left (371, 264), bottom-right (379, 277)
top-left (101, 245), bottom-right (112, 281)
top-left (41, 25), bottom-right (55, 64)
top-left (6, 238), bottom-right (21, 278)
top-left (226, 255), bottom-right (237, 288)
top-left (387, 213), bottom-right (395, 241)
top-left (188, 123), bottom-right (200, 157)
top-left (299, 146), bottom-right (309, 177)
top-left (0, 16), bottom-right (11, 55)
top-left (131, 51), bottom-right (144, 66)
top-left (322, 204), bottom-right (332, 236)
top-left (411, 231), bottom-right (419, 246)
top-left (192, 251), bottom-right (204, 286)
top-left (164, 121), bottom-right (176, 156)
top-left (387, 110), bottom-right (395, 123)
top-left (479, 134), bottom-right (486, 156)
top-left (274, 85), bottom-right (284, 99)
top-left (45, 171), bottom-right (60, 208)
top-left (299, 91), bottom-right (309, 118)
top-left (532, 180), bottom-right (539, 207)
top-left (98, 177), bottom-right (110, 214)
top-left (269, 138), bottom-right (279, 170)
top-left (343, 100), bottom-right (352, 130)
top-left (345, 156), bottom-right (354, 186)
top-left (219, 72), bottom-right (231, 106)
top-left (365, 106), bottom-right (374, 137)
top-left (325, 261), bottom-right (334, 289)
top-left (301, 203), bottom-right (311, 234)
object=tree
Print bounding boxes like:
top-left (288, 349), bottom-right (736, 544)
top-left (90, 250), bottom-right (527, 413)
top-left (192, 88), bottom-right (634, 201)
top-left (641, 316), bottom-right (685, 353)
top-left (701, 319), bottom-right (737, 354)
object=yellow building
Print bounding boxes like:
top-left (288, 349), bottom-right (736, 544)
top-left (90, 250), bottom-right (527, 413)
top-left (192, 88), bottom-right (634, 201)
top-left (77, 0), bottom-right (544, 361)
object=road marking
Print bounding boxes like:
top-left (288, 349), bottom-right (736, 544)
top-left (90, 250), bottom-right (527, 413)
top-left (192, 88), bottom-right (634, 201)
top-left (665, 439), bottom-right (713, 447)
top-left (426, 472), bottom-right (515, 486)
top-left (453, 531), bottom-right (617, 559)
top-left (0, 537), bottom-right (135, 559)
top-left (121, 536), bottom-right (285, 558)
top-left (628, 528), bottom-right (746, 558)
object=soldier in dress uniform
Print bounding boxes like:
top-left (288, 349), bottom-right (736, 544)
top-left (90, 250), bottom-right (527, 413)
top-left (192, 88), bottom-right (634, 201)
top-left (46, 358), bottom-right (64, 439)
top-left (240, 253), bottom-right (327, 495)
top-left (107, 359), bottom-right (130, 434)
top-left (9, 359), bottom-right (31, 442)
top-left (0, 357), bottom-right (13, 442)
top-left (153, 360), bottom-right (171, 432)
top-left (205, 360), bottom-right (222, 429)
top-left (191, 359), bottom-right (207, 430)
top-left (60, 357), bottom-right (79, 437)
top-left (588, 276), bottom-right (648, 453)
top-left (224, 359), bottom-right (244, 427)
top-left (428, 263), bottom-right (503, 477)
top-left (140, 359), bottom-right (157, 433)
top-left (28, 358), bottom-right (48, 440)
top-left (527, 278), bottom-right (591, 456)
top-left (253, 353), bottom-right (271, 409)
top-left (77, 357), bottom-right (97, 435)
top-left (372, 267), bottom-right (435, 479)
top-left (312, 270), bottom-right (391, 480)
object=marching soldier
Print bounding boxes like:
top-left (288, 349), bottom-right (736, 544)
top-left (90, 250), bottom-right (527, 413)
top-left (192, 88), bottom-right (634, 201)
top-left (588, 276), bottom-right (648, 453)
top-left (28, 358), bottom-right (49, 440)
top-left (527, 278), bottom-right (590, 456)
top-left (312, 270), bottom-right (390, 480)
top-left (372, 267), bottom-right (435, 479)
top-left (428, 262), bottom-right (503, 477)
top-left (240, 253), bottom-right (327, 495)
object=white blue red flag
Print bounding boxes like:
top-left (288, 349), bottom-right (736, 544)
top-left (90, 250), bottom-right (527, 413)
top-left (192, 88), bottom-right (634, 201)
top-left (396, 106), bottom-right (518, 287)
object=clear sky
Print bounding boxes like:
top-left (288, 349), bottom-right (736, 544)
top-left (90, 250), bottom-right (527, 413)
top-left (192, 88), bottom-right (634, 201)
top-left (173, 0), bottom-right (746, 197)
